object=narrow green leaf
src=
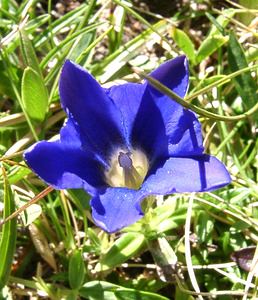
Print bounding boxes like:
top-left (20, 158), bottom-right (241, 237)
top-left (150, 203), bottom-right (187, 234)
top-left (1, 0), bottom-right (9, 11)
top-left (34, 4), bottom-right (88, 48)
top-left (246, 47), bottom-right (258, 62)
top-left (79, 281), bottom-right (169, 300)
top-left (195, 75), bottom-right (226, 89)
top-left (21, 67), bottom-right (48, 122)
top-left (95, 233), bottom-right (145, 271)
top-left (17, 0), bottom-right (36, 17)
top-left (0, 69), bottom-right (16, 100)
top-left (148, 237), bottom-right (178, 282)
top-left (40, 23), bottom-right (100, 69)
top-left (15, 195), bottom-right (42, 227)
top-left (79, 281), bottom-right (118, 300)
top-left (0, 19), bottom-right (12, 28)
top-left (68, 31), bottom-right (96, 63)
top-left (149, 237), bottom-right (177, 267)
top-left (209, 9), bottom-right (235, 35)
top-left (94, 20), bottom-right (169, 83)
top-left (7, 165), bottom-right (31, 185)
top-left (108, 5), bottom-right (126, 52)
top-left (175, 286), bottom-right (195, 300)
top-left (19, 30), bottom-right (42, 76)
top-left (196, 35), bottom-right (228, 64)
top-left (25, 14), bottom-right (51, 34)
top-left (196, 211), bottom-right (214, 244)
top-left (205, 12), bottom-right (225, 35)
top-left (115, 289), bottom-right (170, 300)
top-left (5, 15), bottom-right (50, 54)
top-left (69, 250), bottom-right (85, 290)
top-left (228, 31), bottom-right (258, 113)
top-left (0, 171), bottom-right (17, 289)
top-left (112, 0), bottom-right (173, 57)
top-left (196, 9), bottom-right (235, 63)
top-left (239, 0), bottom-right (257, 25)
top-left (68, 189), bottom-right (90, 211)
top-left (170, 27), bottom-right (196, 63)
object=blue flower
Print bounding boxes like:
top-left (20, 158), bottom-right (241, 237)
top-left (24, 56), bottom-right (231, 233)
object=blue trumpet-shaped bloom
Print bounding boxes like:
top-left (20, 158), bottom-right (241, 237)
top-left (24, 56), bottom-right (231, 233)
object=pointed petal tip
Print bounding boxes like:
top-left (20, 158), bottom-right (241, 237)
top-left (63, 58), bottom-right (72, 67)
top-left (60, 59), bottom-right (90, 85)
top-left (60, 59), bottom-right (81, 83)
top-left (149, 55), bottom-right (190, 99)
top-left (168, 54), bottom-right (188, 67)
top-left (203, 156), bottom-right (232, 192)
top-left (23, 140), bottom-right (105, 192)
top-left (60, 59), bottom-right (75, 77)
top-left (90, 188), bottom-right (144, 233)
top-left (176, 54), bottom-right (187, 63)
top-left (63, 59), bottom-right (87, 71)
top-left (23, 141), bottom-right (47, 163)
top-left (142, 155), bottom-right (231, 195)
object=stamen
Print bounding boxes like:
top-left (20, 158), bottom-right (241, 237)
top-left (118, 152), bottom-right (133, 169)
top-left (105, 148), bottom-right (149, 190)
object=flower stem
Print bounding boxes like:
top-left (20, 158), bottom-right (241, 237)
top-left (136, 64), bottom-right (258, 121)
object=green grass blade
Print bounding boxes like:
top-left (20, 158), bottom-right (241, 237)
top-left (95, 233), bottom-right (145, 271)
top-left (69, 250), bottom-right (85, 290)
top-left (40, 22), bottom-right (101, 69)
top-left (1, 0), bottom-right (9, 11)
top-left (0, 168), bottom-right (17, 289)
top-left (34, 4), bottom-right (88, 48)
top-left (19, 29), bottom-right (42, 76)
top-left (79, 281), bottom-right (169, 300)
top-left (3, 15), bottom-right (50, 54)
top-left (94, 20), bottom-right (169, 82)
top-left (228, 31), bottom-right (258, 114)
top-left (25, 14), bottom-right (51, 34)
top-left (196, 9), bottom-right (235, 63)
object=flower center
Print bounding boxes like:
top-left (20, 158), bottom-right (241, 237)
top-left (105, 149), bottom-right (149, 189)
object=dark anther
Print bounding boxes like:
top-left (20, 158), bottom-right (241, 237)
top-left (118, 152), bottom-right (133, 169)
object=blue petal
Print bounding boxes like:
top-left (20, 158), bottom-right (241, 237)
top-left (142, 155), bottom-right (231, 193)
top-left (132, 56), bottom-right (203, 160)
top-left (90, 154), bottom-right (231, 232)
top-left (24, 141), bottom-right (106, 194)
top-left (105, 83), bottom-right (145, 146)
top-left (107, 82), bottom-right (170, 159)
top-left (91, 188), bottom-right (145, 233)
top-left (166, 109), bottom-right (204, 157)
top-left (59, 60), bottom-right (125, 160)
top-left (106, 57), bottom-right (203, 161)
top-left (60, 117), bottom-right (82, 147)
top-left (149, 55), bottom-right (189, 98)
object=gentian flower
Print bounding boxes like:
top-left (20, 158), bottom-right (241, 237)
top-left (24, 56), bottom-right (231, 233)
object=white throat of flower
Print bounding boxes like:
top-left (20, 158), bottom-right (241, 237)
top-left (105, 149), bottom-right (149, 189)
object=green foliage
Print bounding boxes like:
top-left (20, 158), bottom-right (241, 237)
top-left (21, 67), bottom-right (48, 122)
top-left (196, 9), bottom-right (235, 63)
top-left (171, 27), bottom-right (196, 64)
top-left (0, 170), bottom-right (17, 289)
top-left (79, 281), bottom-right (169, 300)
top-left (96, 232), bottom-right (145, 271)
top-left (0, 0), bottom-right (257, 299)
top-left (69, 250), bottom-right (85, 290)
top-left (228, 31), bottom-right (258, 114)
